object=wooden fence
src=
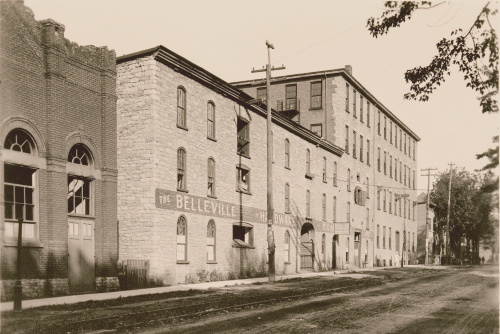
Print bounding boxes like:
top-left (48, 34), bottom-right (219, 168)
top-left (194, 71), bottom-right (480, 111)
top-left (118, 259), bottom-right (150, 290)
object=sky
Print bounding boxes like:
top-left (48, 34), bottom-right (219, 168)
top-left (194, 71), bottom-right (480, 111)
top-left (25, 0), bottom-right (499, 192)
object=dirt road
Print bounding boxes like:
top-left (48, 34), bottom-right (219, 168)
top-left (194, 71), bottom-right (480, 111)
top-left (141, 266), bottom-right (498, 334)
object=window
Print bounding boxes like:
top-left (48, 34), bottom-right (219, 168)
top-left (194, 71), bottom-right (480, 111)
top-left (306, 190), bottom-right (311, 218)
top-left (408, 199), bottom-right (411, 218)
top-left (396, 231), bottom-right (400, 252)
top-left (257, 87), bottom-right (267, 105)
top-left (389, 227), bottom-right (392, 249)
top-left (207, 220), bottom-right (216, 262)
top-left (408, 232), bottom-right (410, 252)
top-left (306, 149), bottom-right (311, 176)
top-left (367, 140), bottom-right (370, 165)
top-left (353, 90), bottom-right (357, 117)
top-left (366, 177), bottom-right (370, 198)
top-left (353, 131), bottom-right (357, 158)
top-left (237, 165), bottom-right (251, 193)
top-left (390, 121), bottom-right (393, 144)
top-left (333, 162), bottom-right (338, 186)
top-left (284, 230), bottom-right (291, 263)
top-left (399, 161), bottom-right (402, 183)
top-left (177, 87), bottom-right (187, 128)
top-left (365, 240), bottom-right (369, 263)
top-left (347, 169), bottom-right (351, 191)
top-left (400, 129), bottom-right (402, 150)
top-left (377, 148), bottom-right (381, 172)
top-left (208, 158), bottom-right (215, 197)
top-left (390, 155), bottom-right (393, 178)
top-left (377, 188), bottom-right (380, 210)
top-left (322, 157), bottom-right (327, 182)
top-left (68, 144), bottom-right (90, 165)
top-left (383, 226), bottom-right (386, 248)
top-left (395, 159), bottom-right (398, 181)
top-left (237, 117), bottom-right (250, 157)
top-left (384, 116), bottom-right (387, 139)
top-left (399, 198), bottom-right (402, 216)
top-left (286, 85), bottom-right (297, 110)
top-left (360, 135), bottom-right (364, 162)
top-left (177, 148), bottom-right (187, 191)
top-left (5, 129), bottom-right (35, 154)
top-left (345, 126), bottom-right (349, 153)
top-left (384, 151), bottom-right (387, 175)
top-left (377, 225), bottom-right (380, 248)
top-left (346, 237), bottom-right (350, 262)
top-left (177, 216), bottom-right (187, 261)
top-left (404, 165), bottom-right (407, 186)
top-left (395, 126), bottom-right (398, 148)
top-left (409, 139), bottom-right (411, 158)
top-left (413, 140), bottom-right (416, 160)
top-left (383, 189), bottom-right (386, 212)
top-left (389, 191), bottom-right (392, 214)
top-left (413, 201), bottom-right (416, 221)
top-left (360, 96), bottom-right (364, 122)
top-left (311, 82), bottom-right (322, 109)
top-left (285, 139), bottom-right (290, 169)
top-left (412, 232), bottom-right (415, 252)
top-left (404, 133), bottom-right (407, 154)
top-left (404, 199), bottom-right (407, 218)
top-left (233, 223), bottom-right (254, 247)
top-left (354, 186), bottom-right (363, 205)
top-left (322, 234), bottom-right (326, 258)
top-left (333, 196), bottom-right (337, 222)
top-left (311, 124), bottom-right (322, 137)
top-left (347, 202), bottom-right (351, 223)
top-left (345, 83), bottom-right (350, 112)
top-left (285, 183), bottom-right (290, 213)
top-left (366, 208), bottom-right (369, 227)
top-left (377, 111), bottom-right (381, 135)
top-left (207, 102), bottom-right (215, 139)
top-left (68, 176), bottom-right (91, 215)
top-left (367, 101), bottom-right (371, 126)
top-left (4, 164), bottom-right (36, 238)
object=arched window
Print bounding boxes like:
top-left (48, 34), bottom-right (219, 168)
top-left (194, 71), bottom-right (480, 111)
top-left (207, 220), bottom-right (215, 262)
top-left (322, 234), bottom-right (326, 259)
top-left (347, 201), bottom-right (351, 223)
top-left (284, 230), bottom-right (290, 263)
top-left (306, 190), bottom-right (310, 218)
top-left (207, 101), bottom-right (215, 139)
top-left (347, 169), bottom-right (351, 191)
top-left (322, 157), bottom-right (327, 182)
top-left (4, 129), bottom-right (35, 155)
top-left (285, 183), bottom-right (290, 213)
top-left (366, 177), bottom-right (369, 197)
top-left (177, 86), bottom-right (187, 127)
top-left (177, 216), bottom-right (187, 261)
top-left (177, 148), bottom-right (186, 190)
top-left (333, 196), bottom-right (337, 222)
top-left (346, 237), bottom-right (350, 262)
top-left (322, 193), bottom-right (326, 221)
top-left (208, 158), bottom-right (215, 197)
top-left (67, 144), bottom-right (93, 216)
top-left (333, 162), bottom-right (337, 186)
top-left (68, 144), bottom-right (91, 166)
top-left (306, 149), bottom-right (310, 175)
top-left (366, 208), bottom-right (369, 227)
top-left (285, 139), bottom-right (290, 168)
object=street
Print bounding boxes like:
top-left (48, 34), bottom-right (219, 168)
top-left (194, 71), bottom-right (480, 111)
top-left (140, 266), bottom-right (498, 334)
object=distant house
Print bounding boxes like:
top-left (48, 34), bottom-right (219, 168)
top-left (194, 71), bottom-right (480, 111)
top-left (416, 192), bottom-right (436, 264)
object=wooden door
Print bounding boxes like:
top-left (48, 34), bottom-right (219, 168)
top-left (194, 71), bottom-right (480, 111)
top-left (68, 219), bottom-right (95, 293)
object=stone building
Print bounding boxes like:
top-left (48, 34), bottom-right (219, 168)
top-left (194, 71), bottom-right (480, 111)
top-left (232, 66), bottom-right (420, 267)
top-left (1, 0), bottom-right (118, 300)
top-left (116, 46), bottom-right (374, 285)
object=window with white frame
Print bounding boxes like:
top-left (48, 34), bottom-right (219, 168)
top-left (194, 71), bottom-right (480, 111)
top-left (207, 220), bottom-right (215, 262)
top-left (177, 86), bottom-right (187, 128)
top-left (177, 148), bottom-right (187, 191)
top-left (208, 158), bottom-right (215, 197)
top-left (68, 144), bottom-right (93, 216)
top-left (177, 216), bottom-right (187, 261)
top-left (236, 165), bottom-right (251, 194)
top-left (207, 101), bottom-right (215, 139)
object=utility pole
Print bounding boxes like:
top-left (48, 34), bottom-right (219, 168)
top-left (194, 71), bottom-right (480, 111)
top-left (446, 163), bottom-right (454, 265)
top-left (421, 168), bottom-right (437, 265)
top-left (251, 40), bottom-right (285, 282)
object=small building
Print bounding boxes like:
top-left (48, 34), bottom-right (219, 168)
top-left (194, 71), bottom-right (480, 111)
top-left (1, 0), bottom-right (118, 300)
top-left (416, 192), bottom-right (436, 264)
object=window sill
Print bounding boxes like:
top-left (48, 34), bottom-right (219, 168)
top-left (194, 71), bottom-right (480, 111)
top-left (3, 239), bottom-right (44, 248)
top-left (305, 216), bottom-right (312, 221)
top-left (177, 124), bottom-right (189, 131)
top-left (207, 137), bottom-right (217, 142)
top-left (309, 107), bottom-right (323, 111)
top-left (177, 188), bottom-right (189, 193)
top-left (68, 213), bottom-right (96, 219)
top-left (305, 173), bottom-right (313, 180)
top-left (236, 189), bottom-right (252, 196)
top-left (323, 180), bottom-right (327, 184)
top-left (207, 261), bottom-right (218, 264)
top-left (207, 194), bottom-right (217, 199)
top-left (346, 110), bottom-right (350, 113)
top-left (238, 153), bottom-right (251, 159)
top-left (285, 166), bottom-right (291, 170)
top-left (284, 262), bottom-right (292, 265)
top-left (176, 260), bottom-right (190, 264)
top-left (232, 244), bottom-right (255, 249)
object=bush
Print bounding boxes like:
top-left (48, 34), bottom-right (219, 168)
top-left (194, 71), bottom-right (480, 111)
top-left (184, 272), bottom-right (198, 284)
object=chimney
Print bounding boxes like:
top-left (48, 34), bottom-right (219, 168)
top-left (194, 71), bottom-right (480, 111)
top-left (344, 65), bottom-right (352, 75)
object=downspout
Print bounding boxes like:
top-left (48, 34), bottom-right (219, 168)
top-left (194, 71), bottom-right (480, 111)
top-left (324, 72), bottom-right (327, 140)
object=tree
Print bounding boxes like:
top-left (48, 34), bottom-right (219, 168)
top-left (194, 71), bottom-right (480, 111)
top-left (367, 2), bottom-right (499, 172)
top-left (430, 168), bottom-right (497, 263)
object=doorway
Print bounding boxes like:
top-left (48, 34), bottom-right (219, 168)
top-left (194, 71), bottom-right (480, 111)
top-left (68, 219), bottom-right (95, 293)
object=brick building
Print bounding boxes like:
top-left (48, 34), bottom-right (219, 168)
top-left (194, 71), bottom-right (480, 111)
top-left (116, 46), bottom-right (377, 285)
top-left (232, 65), bottom-right (420, 267)
top-left (1, 0), bottom-right (118, 300)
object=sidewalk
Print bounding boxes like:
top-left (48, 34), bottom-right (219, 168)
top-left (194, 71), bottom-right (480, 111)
top-left (0, 264), bottom-right (443, 312)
